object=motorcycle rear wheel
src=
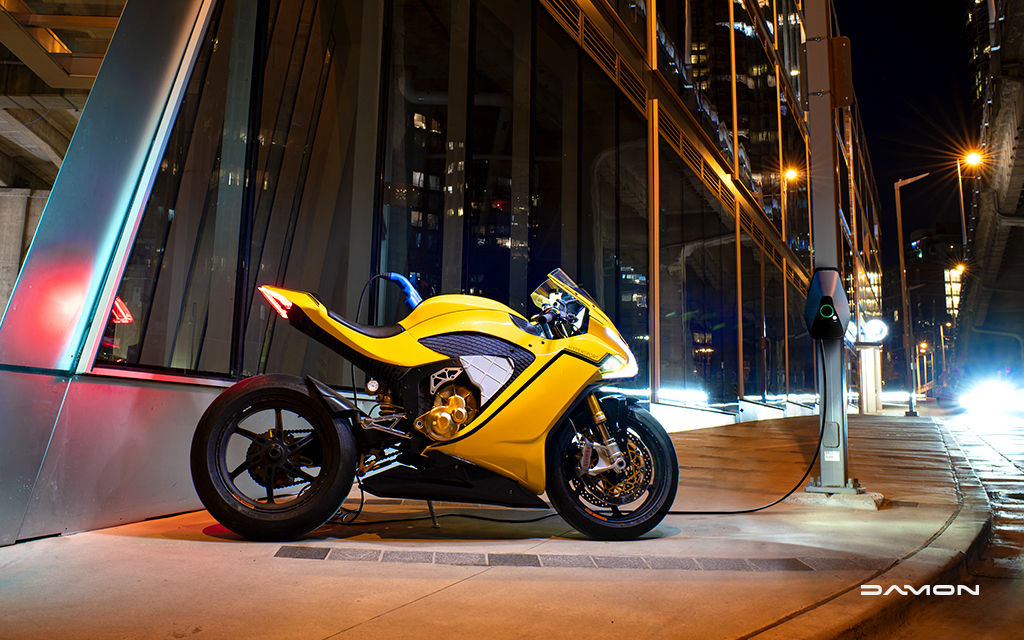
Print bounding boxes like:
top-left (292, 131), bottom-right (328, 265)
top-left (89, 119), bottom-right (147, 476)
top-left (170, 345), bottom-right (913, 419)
top-left (190, 374), bottom-right (357, 541)
top-left (546, 405), bottom-right (677, 540)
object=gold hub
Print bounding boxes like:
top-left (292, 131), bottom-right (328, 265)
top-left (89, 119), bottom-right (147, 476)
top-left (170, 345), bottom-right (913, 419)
top-left (414, 384), bottom-right (478, 441)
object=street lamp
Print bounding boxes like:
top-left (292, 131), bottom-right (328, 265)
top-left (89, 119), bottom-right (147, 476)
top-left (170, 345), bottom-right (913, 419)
top-left (895, 172), bottom-right (930, 416)
top-left (956, 152), bottom-right (982, 255)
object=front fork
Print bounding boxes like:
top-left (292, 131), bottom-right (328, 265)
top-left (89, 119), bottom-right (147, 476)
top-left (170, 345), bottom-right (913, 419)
top-left (577, 394), bottom-right (627, 476)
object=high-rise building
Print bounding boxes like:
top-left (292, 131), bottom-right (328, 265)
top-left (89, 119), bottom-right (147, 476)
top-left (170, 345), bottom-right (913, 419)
top-left (959, 0), bottom-right (1024, 382)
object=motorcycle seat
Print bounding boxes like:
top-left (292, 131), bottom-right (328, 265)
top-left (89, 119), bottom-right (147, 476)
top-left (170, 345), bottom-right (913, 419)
top-left (326, 309), bottom-right (405, 339)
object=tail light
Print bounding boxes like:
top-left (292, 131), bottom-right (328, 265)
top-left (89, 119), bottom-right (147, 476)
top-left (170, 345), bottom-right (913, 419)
top-left (259, 286), bottom-right (293, 319)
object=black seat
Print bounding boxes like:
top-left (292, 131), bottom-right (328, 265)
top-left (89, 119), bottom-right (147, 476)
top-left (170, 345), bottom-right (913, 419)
top-left (326, 310), bottom-right (405, 338)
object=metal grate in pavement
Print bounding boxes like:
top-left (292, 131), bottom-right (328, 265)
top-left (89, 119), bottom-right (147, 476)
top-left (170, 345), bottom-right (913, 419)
top-left (275, 545), bottom-right (893, 572)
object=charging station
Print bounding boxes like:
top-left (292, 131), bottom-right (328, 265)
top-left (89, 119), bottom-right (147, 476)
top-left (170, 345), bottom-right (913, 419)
top-left (804, 268), bottom-right (863, 494)
top-left (804, 0), bottom-right (865, 496)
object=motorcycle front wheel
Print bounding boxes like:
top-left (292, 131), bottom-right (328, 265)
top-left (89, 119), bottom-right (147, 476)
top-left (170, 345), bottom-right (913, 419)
top-left (190, 374), bottom-right (357, 541)
top-left (546, 405), bottom-right (678, 540)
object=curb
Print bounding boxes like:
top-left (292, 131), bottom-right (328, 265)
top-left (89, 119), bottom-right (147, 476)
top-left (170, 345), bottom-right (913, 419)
top-left (745, 420), bottom-right (993, 640)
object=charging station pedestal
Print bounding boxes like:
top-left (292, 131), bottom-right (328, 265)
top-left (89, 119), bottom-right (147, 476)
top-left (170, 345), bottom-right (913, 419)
top-left (804, 268), bottom-right (864, 495)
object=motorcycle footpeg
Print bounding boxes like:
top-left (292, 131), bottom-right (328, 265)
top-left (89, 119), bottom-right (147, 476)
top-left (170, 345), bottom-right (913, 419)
top-left (360, 414), bottom-right (412, 439)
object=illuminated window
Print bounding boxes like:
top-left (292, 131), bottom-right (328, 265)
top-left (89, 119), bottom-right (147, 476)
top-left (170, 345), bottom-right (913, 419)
top-left (944, 268), bottom-right (962, 317)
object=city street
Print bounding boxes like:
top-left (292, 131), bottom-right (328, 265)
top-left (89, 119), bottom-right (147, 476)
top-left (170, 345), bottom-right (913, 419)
top-left (889, 403), bottom-right (1024, 638)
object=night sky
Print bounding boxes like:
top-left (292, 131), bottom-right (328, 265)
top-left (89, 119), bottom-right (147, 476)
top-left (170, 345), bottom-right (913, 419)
top-left (832, 0), bottom-right (974, 268)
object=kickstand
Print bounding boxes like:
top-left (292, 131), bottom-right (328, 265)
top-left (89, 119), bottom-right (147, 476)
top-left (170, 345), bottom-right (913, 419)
top-left (426, 500), bottom-right (440, 528)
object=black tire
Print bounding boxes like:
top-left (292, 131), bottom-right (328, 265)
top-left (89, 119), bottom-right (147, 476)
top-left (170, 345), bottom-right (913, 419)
top-left (546, 403), bottom-right (678, 540)
top-left (190, 374), bottom-right (357, 541)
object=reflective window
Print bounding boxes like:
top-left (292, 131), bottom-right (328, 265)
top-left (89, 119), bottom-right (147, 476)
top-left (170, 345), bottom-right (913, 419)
top-left (579, 57), bottom-right (650, 391)
top-left (98, 0), bottom-right (252, 374)
top-left (659, 139), bottom-right (738, 406)
top-left (781, 102), bottom-right (810, 268)
top-left (787, 279), bottom-right (814, 398)
top-left (657, 0), bottom-right (735, 166)
top-left (734, 0), bottom-right (781, 230)
top-left (741, 232), bottom-right (764, 400)
top-left (775, 0), bottom-right (803, 104)
top-left (380, 0), bottom-right (453, 317)
top-left (90, 0), bottom-right (826, 412)
top-left (765, 258), bottom-right (787, 400)
top-left (609, 0), bottom-right (647, 49)
top-left (98, 0), bottom-right (381, 384)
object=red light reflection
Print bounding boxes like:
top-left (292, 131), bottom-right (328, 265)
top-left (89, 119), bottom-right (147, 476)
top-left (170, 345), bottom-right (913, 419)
top-left (111, 296), bottom-right (134, 324)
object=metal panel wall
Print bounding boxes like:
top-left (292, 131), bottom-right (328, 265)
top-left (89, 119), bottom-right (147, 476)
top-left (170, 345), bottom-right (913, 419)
top-left (17, 378), bottom-right (220, 540)
top-left (0, 371), bottom-right (70, 546)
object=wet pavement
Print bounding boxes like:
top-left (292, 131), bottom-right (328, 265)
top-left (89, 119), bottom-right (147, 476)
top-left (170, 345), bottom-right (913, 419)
top-left (0, 409), bottom-right (1005, 639)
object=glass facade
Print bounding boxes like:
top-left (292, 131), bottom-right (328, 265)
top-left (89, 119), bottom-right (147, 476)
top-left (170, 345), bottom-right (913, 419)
top-left (94, 0), bottom-right (884, 416)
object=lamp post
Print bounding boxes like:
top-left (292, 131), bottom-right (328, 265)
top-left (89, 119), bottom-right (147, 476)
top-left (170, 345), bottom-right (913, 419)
top-left (956, 152), bottom-right (982, 256)
top-left (895, 173), bottom-right (929, 416)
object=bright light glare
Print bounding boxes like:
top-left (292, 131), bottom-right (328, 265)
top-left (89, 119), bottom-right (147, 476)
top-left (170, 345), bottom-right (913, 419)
top-left (785, 168), bottom-right (798, 180)
top-left (659, 387), bottom-right (710, 405)
top-left (881, 390), bottom-right (913, 403)
top-left (959, 379), bottom-right (1023, 416)
top-left (965, 152), bottom-right (982, 166)
top-left (862, 318), bottom-right (888, 342)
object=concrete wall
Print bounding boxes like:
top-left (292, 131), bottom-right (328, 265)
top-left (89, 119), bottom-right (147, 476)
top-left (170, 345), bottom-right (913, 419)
top-left (0, 188), bottom-right (48, 315)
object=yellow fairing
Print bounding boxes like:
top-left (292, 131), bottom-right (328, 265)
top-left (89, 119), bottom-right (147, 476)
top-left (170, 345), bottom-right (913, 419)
top-left (432, 349), bottom-right (598, 493)
top-left (413, 317), bottom-right (621, 495)
top-left (264, 285), bottom-right (629, 495)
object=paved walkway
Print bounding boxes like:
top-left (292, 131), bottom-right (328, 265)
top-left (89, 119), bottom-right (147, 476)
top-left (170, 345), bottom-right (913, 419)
top-left (0, 412), bottom-right (991, 640)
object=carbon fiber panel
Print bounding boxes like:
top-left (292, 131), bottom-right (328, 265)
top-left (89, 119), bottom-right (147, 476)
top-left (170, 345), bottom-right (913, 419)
top-left (418, 333), bottom-right (534, 410)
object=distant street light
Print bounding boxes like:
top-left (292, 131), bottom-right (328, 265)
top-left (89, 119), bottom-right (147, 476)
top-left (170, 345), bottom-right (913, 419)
top-left (895, 172), bottom-right (930, 416)
top-left (956, 152), bottom-right (983, 255)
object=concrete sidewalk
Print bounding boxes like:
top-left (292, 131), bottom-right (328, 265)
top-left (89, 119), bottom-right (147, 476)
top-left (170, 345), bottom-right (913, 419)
top-left (0, 414), bottom-right (990, 640)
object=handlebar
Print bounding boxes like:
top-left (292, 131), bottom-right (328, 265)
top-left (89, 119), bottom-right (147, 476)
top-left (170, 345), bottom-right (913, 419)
top-left (530, 310), bottom-right (558, 326)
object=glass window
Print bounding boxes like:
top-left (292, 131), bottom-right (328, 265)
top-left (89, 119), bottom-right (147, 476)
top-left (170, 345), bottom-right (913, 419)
top-left (734, 0), bottom-right (781, 230)
top-left (580, 57), bottom-right (650, 392)
top-left (466, 0), bottom-right (519, 304)
top-left (98, 0), bottom-right (253, 375)
top-left (97, 0), bottom-right (382, 386)
top-left (765, 257), bottom-right (787, 400)
top-left (380, 0), bottom-right (454, 319)
top-left (787, 278), bottom-right (814, 398)
top-left (740, 231), bottom-right (764, 401)
top-left (609, 0), bottom-right (647, 49)
top-left (656, 0), bottom-right (735, 166)
top-left (531, 7), bottom-right (581, 287)
top-left (775, 0), bottom-right (803, 104)
top-left (659, 139), bottom-right (738, 406)
top-left (781, 102), bottom-right (810, 269)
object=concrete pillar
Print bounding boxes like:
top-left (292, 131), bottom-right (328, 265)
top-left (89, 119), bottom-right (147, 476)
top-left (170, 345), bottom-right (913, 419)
top-left (0, 188), bottom-right (49, 315)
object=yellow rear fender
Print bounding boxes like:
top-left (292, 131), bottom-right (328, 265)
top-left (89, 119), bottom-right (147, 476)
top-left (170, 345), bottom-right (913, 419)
top-left (258, 285), bottom-right (442, 368)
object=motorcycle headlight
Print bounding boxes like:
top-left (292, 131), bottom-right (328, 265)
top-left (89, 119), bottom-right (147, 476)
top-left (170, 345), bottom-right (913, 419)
top-left (599, 354), bottom-right (628, 375)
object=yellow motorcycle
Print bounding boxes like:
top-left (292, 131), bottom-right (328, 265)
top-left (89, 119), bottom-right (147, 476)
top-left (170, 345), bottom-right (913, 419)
top-left (190, 269), bottom-right (677, 540)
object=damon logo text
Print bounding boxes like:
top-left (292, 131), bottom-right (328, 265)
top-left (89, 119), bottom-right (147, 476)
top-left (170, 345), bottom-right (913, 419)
top-left (861, 584), bottom-right (979, 596)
